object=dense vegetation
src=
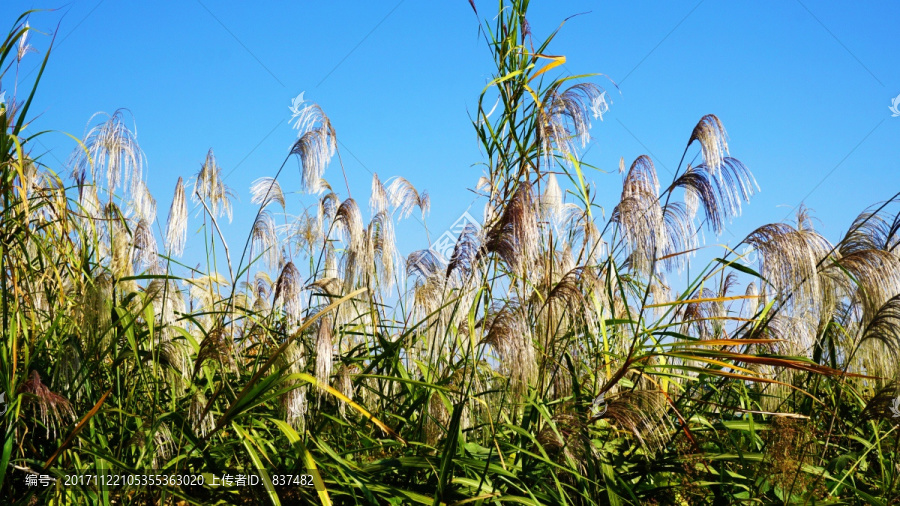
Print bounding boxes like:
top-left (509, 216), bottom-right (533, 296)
top-left (2, 2), bottom-right (900, 504)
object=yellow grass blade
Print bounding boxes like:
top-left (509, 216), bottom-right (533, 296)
top-left (663, 353), bottom-right (760, 376)
top-left (646, 294), bottom-right (762, 308)
top-left (528, 54), bottom-right (566, 82)
top-left (667, 338), bottom-right (784, 348)
top-left (43, 389), bottom-right (111, 470)
top-left (285, 372), bottom-right (406, 444)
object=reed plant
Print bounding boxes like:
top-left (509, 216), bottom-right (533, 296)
top-left (2, 2), bottom-right (900, 504)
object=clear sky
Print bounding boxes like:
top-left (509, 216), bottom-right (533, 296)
top-left (4, 1), bottom-right (900, 273)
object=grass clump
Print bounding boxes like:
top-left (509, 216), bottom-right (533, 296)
top-left (2, 2), bottom-right (900, 504)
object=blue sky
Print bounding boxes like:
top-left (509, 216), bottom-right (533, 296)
top-left (4, 1), bottom-right (900, 274)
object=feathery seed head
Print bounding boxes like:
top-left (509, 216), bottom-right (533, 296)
top-left (407, 249), bottom-right (447, 280)
top-left (334, 365), bottom-right (356, 418)
top-left (273, 262), bottom-right (304, 324)
top-left (132, 218), bottom-right (158, 271)
top-left (742, 211), bottom-right (834, 317)
top-left (484, 183), bottom-right (539, 274)
top-left (71, 110), bottom-right (146, 201)
top-left (250, 177), bottom-right (286, 210)
top-left (165, 177), bottom-right (188, 256)
top-left (251, 271), bottom-right (274, 312)
top-left (446, 223), bottom-right (483, 282)
top-left (132, 179), bottom-right (157, 223)
top-left (334, 198), bottom-right (364, 249)
top-left (281, 342), bottom-right (308, 430)
top-left (250, 210), bottom-right (282, 270)
top-left (370, 173), bottom-right (389, 214)
top-left (290, 101), bottom-right (336, 193)
top-left (688, 114), bottom-right (729, 174)
top-left (742, 282), bottom-right (760, 320)
top-left (20, 371), bottom-right (76, 438)
top-left (539, 172), bottom-right (564, 225)
top-left (80, 183), bottom-right (102, 222)
top-left (366, 210), bottom-right (398, 291)
top-left (540, 83), bottom-right (610, 163)
top-left (480, 303), bottom-right (536, 394)
top-left (673, 158), bottom-right (756, 234)
top-left (612, 156), bottom-right (668, 274)
top-left (193, 149), bottom-right (234, 222)
top-left (188, 391), bottom-right (214, 438)
top-left (387, 177), bottom-right (429, 219)
top-left (315, 315), bottom-right (335, 390)
top-left (17, 22), bottom-right (37, 62)
top-left (194, 326), bottom-right (236, 376)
